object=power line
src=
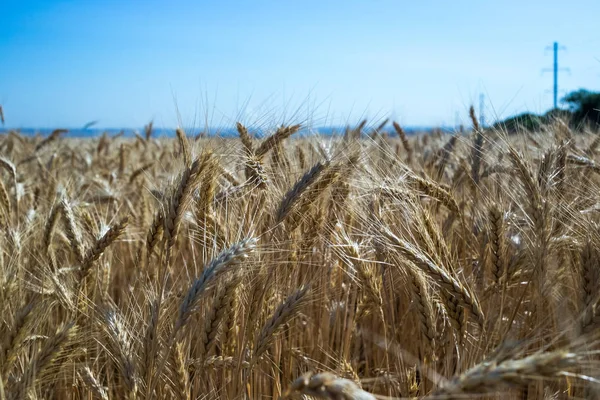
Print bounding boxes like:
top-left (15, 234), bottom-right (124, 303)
top-left (542, 42), bottom-right (569, 109)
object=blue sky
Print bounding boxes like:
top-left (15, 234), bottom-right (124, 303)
top-left (1, 0), bottom-right (599, 129)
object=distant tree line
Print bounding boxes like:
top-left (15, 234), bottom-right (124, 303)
top-left (493, 89), bottom-right (600, 133)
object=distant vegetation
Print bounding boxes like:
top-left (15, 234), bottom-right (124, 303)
top-left (494, 89), bottom-right (600, 133)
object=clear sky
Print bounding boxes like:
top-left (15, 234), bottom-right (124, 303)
top-left (1, 0), bottom-right (599, 129)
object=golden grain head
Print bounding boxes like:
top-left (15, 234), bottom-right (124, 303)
top-left (0, 120), bottom-right (599, 399)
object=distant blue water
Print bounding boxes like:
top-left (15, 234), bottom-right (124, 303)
top-left (1, 126), bottom-right (454, 138)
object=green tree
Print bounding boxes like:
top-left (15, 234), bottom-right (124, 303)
top-left (493, 112), bottom-right (543, 133)
top-left (561, 89), bottom-right (600, 127)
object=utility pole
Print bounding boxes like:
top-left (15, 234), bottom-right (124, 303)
top-left (479, 93), bottom-right (485, 127)
top-left (543, 42), bottom-right (568, 109)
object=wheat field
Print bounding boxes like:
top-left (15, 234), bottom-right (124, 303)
top-left (1, 113), bottom-right (600, 399)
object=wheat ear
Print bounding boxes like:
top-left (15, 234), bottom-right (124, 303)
top-left (176, 127), bottom-right (192, 168)
top-left (251, 286), bottom-right (311, 367)
top-left (236, 122), bottom-right (254, 155)
top-left (176, 238), bottom-right (257, 333)
top-left (79, 366), bottom-right (109, 400)
top-left (383, 228), bottom-right (484, 327)
top-left (276, 161), bottom-right (329, 225)
top-left (81, 216), bottom-right (129, 277)
top-left (393, 121), bottom-right (413, 163)
top-left (59, 198), bottom-right (85, 264)
top-left (432, 350), bottom-right (587, 397)
top-left (104, 310), bottom-right (138, 398)
top-left (12, 322), bottom-right (76, 400)
top-left (255, 124), bottom-right (301, 159)
top-left (285, 371), bottom-right (376, 400)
